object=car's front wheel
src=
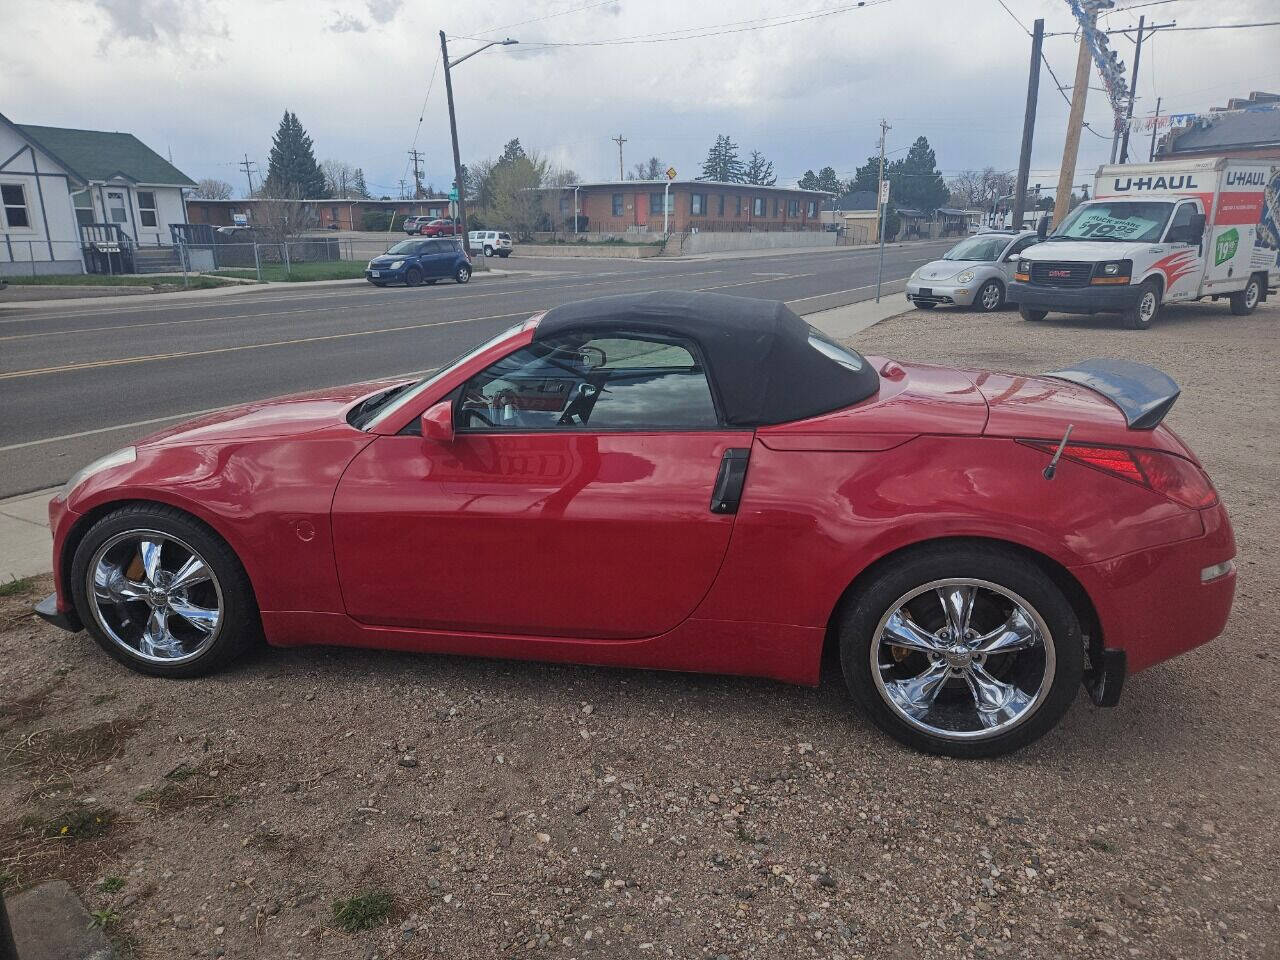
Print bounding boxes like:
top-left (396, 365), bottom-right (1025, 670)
top-left (456, 265), bottom-right (472, 284)
top-left (838, 544), bottom-right (1082, 757)
top-left (975, 279), bottom-right (1005, 312)
top-left (404, 266), bottom-right (424, 287)
top-left (69, 504), bottom-right (260, 678)
top-left (1123, 279), bottom-right (1161, 330)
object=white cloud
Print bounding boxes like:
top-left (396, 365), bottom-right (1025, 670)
top-left (328, 11), bottom-right (368, 33)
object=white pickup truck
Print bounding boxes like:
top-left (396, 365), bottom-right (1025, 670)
top-left (1010, 157), bottom-right (1280, 329)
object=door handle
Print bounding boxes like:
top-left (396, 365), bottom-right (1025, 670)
top-left (710, 448), bottom-right (751, 514)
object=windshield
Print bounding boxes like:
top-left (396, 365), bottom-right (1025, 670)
top-left (942, 235), bottom-right (1010, 261)
top-left (386, 240), bottom-right (424, 255)
top-left (1051, 201), bottom-right (1174, 242)
top-left (361, 322), bottom-right (529, 430)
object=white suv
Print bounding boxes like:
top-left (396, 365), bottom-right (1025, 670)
top-left (468, 230), bottom-right (513, 258)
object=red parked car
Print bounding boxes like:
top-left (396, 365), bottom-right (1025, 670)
top-left (420, 218), bottom-right (460, 237)
top-left (36, 292), bottom-right (1235, 757)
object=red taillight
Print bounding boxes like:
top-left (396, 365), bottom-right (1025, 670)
top-left (1020, 441), bottom-right (1218, 508)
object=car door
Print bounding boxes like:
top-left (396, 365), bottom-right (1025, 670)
top-left (416, 239), bottom-right (443, 277)
top-left (331, 330), bottom-right (750, 639)
top-left (1157, 200), bottom-right (1206, 302)
top-left (999, 235), bottom-right (1039, 281)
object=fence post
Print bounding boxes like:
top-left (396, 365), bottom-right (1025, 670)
top-left (282, 241), bottom-right (291, 278)
top-left (29, 241), bottom-right (36, 277)
top-left (180, 239), bottom-right (189, 290)
top-left (253, 243), bottom-right (262, 283)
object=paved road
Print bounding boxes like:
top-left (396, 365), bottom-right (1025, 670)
top-left (0, 241), bottom-right (951, 497)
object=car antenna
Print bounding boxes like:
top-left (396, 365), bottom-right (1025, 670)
top-left (1043, 424), bottom-right (1074, 480)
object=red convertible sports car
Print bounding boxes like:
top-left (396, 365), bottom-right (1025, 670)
top-left (36, 292), bottom-right (1236, 757)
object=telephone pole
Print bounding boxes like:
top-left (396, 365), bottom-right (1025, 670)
top-left (238, 154), bottom-right (258, 197)
top-left (612, 134), bottom-right (627, 180)
top-left (1054, 11), bottom-right (1095, 228)
top-left (398, 179), bottom-right (408, 200)
top-left (407, 149), bottom-right (425, 199)
top-left (874, 118), bottom-right (891, 303)
top-left (1148, 96), bottom-right (1163, 161)
top-left (1013, 18), bottom-right (1044, 233)
top-left (1117, 18), bottom-right (1176, 163)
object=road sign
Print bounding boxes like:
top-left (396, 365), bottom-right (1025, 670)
top-left (449, 187), bottom-right (459, 201)
top-left (666, 166), bottom-right (677, 181)
top-left (879, 179), bottom-right (891, 205)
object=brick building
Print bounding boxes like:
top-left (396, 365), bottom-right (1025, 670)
top-left (535, 180), bottom-right (830, 234)
top-left (184, 198), bottom-right (453, 230)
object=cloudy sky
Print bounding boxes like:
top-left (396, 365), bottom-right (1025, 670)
top-left (4, 0), bottom-right (1278, 199)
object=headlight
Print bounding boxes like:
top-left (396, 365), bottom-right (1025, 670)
top-left (61, 447), bottom-right (136, 498)
top-left (956, 270), bottom-right (975, 284)
top-left (1103, 262), bottom-right (1120, 275)
top-left (390, 260), bottom-right (405, 270)
top-left (367, 260), bottom-right (374, 269)
top-left (1018, 260), bottom-right (1031, 273)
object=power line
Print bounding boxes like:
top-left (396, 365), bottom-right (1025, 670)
top-left (465, 0), bottom-right (623, 37)
top-left (1157, 20), bottom-right (1280, 31)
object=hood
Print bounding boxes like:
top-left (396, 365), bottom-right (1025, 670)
top-left (913, 259), bottom-right (971, 281)
top-left (136, 379), bottom-right (413, 446)
top-left (1022, 240), bottom-right (1147, 261)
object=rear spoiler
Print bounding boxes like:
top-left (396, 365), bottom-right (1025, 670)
top-left (1045, 358), bottom-right (1180, 430)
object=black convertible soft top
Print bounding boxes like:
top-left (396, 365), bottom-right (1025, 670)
top-left (534, 291), bottom-right (880, 426)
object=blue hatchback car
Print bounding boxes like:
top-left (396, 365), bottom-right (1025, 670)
top-left (366, 238), bottom-right (472, 287)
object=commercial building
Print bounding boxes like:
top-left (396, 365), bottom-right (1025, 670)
top-left (1157, 92), bottom-right (1280, 162)
top-left (184, 198), bottom-right (454, 230)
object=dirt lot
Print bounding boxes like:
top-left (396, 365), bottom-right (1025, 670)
top-left (2, 299), bottom-right (1277, 960)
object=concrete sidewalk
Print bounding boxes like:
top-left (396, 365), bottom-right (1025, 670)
top-left (0, 297), bottom-right (909, 583)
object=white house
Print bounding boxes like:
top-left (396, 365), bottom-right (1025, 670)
top-left (1, 111), bottom-right (194, 276)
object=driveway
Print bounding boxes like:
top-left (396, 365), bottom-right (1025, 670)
top-left (1, 299), bottom-right (1275, 960)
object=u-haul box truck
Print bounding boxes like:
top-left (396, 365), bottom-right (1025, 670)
top-left (1010, 157), bottom-right (1280, 329)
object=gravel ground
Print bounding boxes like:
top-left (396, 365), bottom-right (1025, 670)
top-left (1, 298), bottom-right (1277, 960)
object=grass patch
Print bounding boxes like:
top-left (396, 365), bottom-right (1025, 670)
top-left (100, 875), bottom-right (124, 893)
top-left (213, 260), bottom-right (368, 282)
top-left (4, 274), bottom-right (237, 290)
top-left (332, 889), bottom-right (393, 932)
top-left (39, 807), bottom-right (113, 841)
top-left (0, 576), bottom-right (38, 597)
top-left (3, 708), bottom-right (150, 777)
top-left (90, 907), bottom-right (121, 929)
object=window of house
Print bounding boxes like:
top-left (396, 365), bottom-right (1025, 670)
top-left (612, 193), bottom-right (624, 217)
top-left (458, 332), bottom-right (718, 431)
top-left (807, 200), bottom-right (817, 217)
top-left (71, 189), bottom-right (94, 226)
top-left (717, 195), bottom-right (725, 217)
top-left (138, 191), bottom-right (158, 227)
top-left (649, 192), bottom-right (674, 214)
top-left (787, 199), bottom-right (799, 217)
top-left (773, 199), bottom-right (780, 218)
top-left (1, 183), bottom-right (31, 228)
top-left (752, 197), bottom-right (765, 217)
top-left (691, 193), bottom-right (706, 216)
top-left (735, 196), bottom-right (742, 217)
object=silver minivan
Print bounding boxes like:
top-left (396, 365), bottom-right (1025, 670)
top-left (468, 230), bottom-right (513, 258)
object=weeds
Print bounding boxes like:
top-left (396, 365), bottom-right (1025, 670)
top-left (0, 576), bottom-right (37, 597)
top-left (39, 807), bottom-right (113, 841)
top-left (332, 889), bottom-right (393, 932)
top-left (100, 875), bottom-right (124, 893)
top-left (89, 907), bottom-right (121, 929)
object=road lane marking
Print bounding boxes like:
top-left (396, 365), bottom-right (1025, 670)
top-left (785, 278), bottom-right (906, 305)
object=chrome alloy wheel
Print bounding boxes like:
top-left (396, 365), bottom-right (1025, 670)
top-left (870, 579), bottom-right (1056, 741)
top-left (1245, 280), bottom-right (1260, 310)
top-left (86, 529), bottom-right (224, 664)
top-left (980, 282), bottom-right (1002, 311)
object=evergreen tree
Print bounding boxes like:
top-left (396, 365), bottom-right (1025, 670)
top-left (698, 135), bottom-right (744, 182)
top-left (799, 166), bottom-right (844, 194)
top-left (264, 111), bottom-right (328, 199)
top-left (894, 136), bottom-right (948, 213)
top-left (742, 150), bottom-right (776, 186)
top-left (798, 169), bottom-right (819, 190)
top-left (849, 155), bottom-right (883, 194)
top-left (352, 168), bottom-right (369, 199)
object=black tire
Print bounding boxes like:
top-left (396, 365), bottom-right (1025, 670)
top-left (497, 251), bottom-right (511, 259)
top-left (1229, 275), bottom-right (1262, 315)
top-left (483, 246), bottom-right (494, 257)
top-left (404, 266), bottom-right (423, 288)
top-left (974, 279), bottom-right (1005, 313)
top-left (1019, 306), bottom-right (1048, 322)
top-left (69, 504), bottom-right (260, 679)
top-left (837, 543), bottom-right (1083, 758)
top-left (455, 265), bottom-right (472, 284)
top-left (1122, 279), bottom-right (1161, 330)
top-left (913, 301), bottom-right (937, 310)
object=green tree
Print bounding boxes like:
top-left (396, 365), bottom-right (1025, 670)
top-left (893, 136), bottom-right (948, 213)
top-left (264, 111), bottom-right (328, 199)
top-left (352, 168), bottom-right (369, 199)
top-left (698, 135), bottom-right (744, 182)
top-left (801, 166), bottom-right (843, 194)
top-left (849, 155), bottom-right (883, 194)
top-left (742, 150), bottom-right (776, 186)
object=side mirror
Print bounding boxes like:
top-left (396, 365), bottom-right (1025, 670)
top-left (1036, 215), bottom-right (1049, 240)
top-left (420, 399), bottom-right (454, 444)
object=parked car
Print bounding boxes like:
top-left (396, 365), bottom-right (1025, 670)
top-left (906, 229), bottom-right (1041, 312)
top-left (421, 218), bottom-right (461, 237)
top-left (36, 291), bottom-right (1235, 758)
top-left (468, 230), bottom-right (513, 257)
top-left (402, 216), bottom-right (430, 235)
top-left (365, 237), bottom-right (471, 287)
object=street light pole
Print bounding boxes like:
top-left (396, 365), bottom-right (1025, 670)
top-left (439, 32), bottom-right (517, 258)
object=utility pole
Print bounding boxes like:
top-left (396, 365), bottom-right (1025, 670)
top-left (874, 118), bottom-right (891, 303)
top-left (407, 148), bottom-right (426, 199)
top-left (1013, 18), bottom-right (1044, 234)
top-left (398, 179), bottom-right (407, 200)
top-left (1117, 18), bottom-right (1176, 163)
top-left (1054, 12), bottom-right (1095, 229)
top-left (239, 154), bottom-right (257, 197)
top-left (1148, 96), bottom-right (1163, 161)
top-left (440, 31), bottom-right (471, 255)
top-left (612, 134), bottom-right (627, 180)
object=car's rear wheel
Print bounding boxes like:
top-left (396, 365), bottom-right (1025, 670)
top-left (456, 265), bottom-right (472, 284)
top-left (483, 245), bottom-right (494, 257)
top-left (975, 279), bottom-right (1005, 312)
top-left (69, 504), bottom-right (260, 678)
top-left (404, 266), bottom-right (423, 287)
top-left (1123, 279), bottom-right (1161, 330)
top-left (1229, 275), bottom-right (1262, 315)
top-left (838, 544), bottom-right (1082, 758)
top-left (1018, 306), bottom-right (1048, 322)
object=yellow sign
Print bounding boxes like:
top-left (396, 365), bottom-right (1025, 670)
top-left (666, 167), bottom-right (677, 181)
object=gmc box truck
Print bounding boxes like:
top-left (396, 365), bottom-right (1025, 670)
top-left (1010, 157), bottom-right (1280, 329)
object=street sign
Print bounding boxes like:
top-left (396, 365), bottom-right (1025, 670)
top-left (666, 166), bottom-right (677, 181)
top-left (449, 187), bottom-right (459, 201)
top-left (879, 179), bottom-right (891, 205)
top-left (232, 213), bottom-right (248, 226)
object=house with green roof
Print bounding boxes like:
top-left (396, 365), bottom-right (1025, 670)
top-left (1, 111), bottom-right (194, 276)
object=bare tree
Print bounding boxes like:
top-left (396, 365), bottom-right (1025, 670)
top-left (948, 167), bottom-right (1018, 208)
top-left (626, 157), bottom-right (664, 180)
top-left (252, 187), bottom-right (317, 242)
top-left (321, 160), bottom-right (361, 199)
top-left (192, 177), bottom-right (233, 199)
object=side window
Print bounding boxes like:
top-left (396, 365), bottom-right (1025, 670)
top-left (1008, 236), bottom-right (1038, 257)
top-left (458, 333), bottom-right (718, 432)
top-left (1164, 202), bottom-right (1199, 242)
